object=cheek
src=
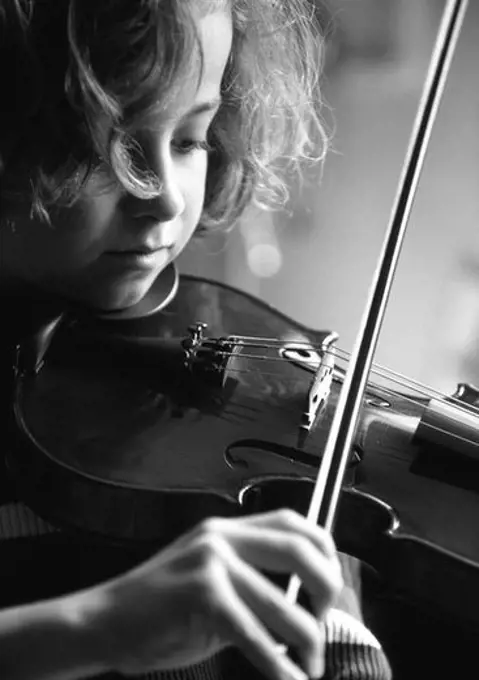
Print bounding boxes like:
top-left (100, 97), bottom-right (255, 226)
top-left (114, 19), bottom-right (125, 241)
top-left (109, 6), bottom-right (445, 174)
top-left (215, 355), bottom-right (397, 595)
top-left (190, 157), bottom-right (209, 218)
top-left (178, 161), bottom-right (208, 240)
top-left (8, 202), bottom-right (109, 275)
top-left (188, 186), bottom-right (207, 231)
top-left (50, 191), bottom-right (120, 264)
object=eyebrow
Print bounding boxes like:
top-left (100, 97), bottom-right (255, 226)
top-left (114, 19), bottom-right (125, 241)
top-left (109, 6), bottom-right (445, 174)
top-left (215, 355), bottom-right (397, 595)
top-left (184, 97), bottom-right (222, 118)
top-left (141, 97), bottom-right (223, 131)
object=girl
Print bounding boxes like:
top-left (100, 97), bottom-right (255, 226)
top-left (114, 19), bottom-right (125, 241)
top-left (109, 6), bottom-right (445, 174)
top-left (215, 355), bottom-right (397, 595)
top-left (0, 1), bottom-right (391, 679)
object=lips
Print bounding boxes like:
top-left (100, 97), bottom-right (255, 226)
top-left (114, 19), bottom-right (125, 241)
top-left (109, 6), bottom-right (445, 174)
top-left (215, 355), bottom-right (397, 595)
top-left (103, 245), bottom-right (172, 271)
top-left (106, 242), bottom-right (174, 257)
top-left (110, 249), bottom-right (160, 257)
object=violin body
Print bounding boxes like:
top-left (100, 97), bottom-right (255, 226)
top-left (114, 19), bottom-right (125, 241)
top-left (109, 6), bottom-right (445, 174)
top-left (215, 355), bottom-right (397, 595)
top-left (10, 274), bottom-right (479, 630)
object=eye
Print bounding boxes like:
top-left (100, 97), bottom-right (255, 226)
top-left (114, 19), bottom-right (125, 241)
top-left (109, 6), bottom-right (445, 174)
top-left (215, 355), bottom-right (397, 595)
top-left (172, 138), bottom-right (212, 155)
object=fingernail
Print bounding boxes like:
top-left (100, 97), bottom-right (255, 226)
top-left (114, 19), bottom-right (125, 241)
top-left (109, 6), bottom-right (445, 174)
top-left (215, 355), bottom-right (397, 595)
top-left (306, 654), bottom-right (325, 680)
top-left (305, 636), bottom-right (325, 679)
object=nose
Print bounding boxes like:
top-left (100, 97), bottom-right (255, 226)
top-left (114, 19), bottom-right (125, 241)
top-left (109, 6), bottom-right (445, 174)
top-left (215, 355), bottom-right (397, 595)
top-left (127, 148), bottom-right (186, 224)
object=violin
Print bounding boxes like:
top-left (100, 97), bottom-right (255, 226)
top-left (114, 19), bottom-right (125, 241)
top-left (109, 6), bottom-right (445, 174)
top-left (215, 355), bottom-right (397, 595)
top-left (10, 262), bottom-right (479, 627)
top-left (8, 0), bottom-right (478, 649)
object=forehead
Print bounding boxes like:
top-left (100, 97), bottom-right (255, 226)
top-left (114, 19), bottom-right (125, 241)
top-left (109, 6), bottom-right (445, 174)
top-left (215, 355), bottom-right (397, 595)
top-left (145, 6), bottom-right (233, 126)
top-left (197, 6), bottom-right (233, 88)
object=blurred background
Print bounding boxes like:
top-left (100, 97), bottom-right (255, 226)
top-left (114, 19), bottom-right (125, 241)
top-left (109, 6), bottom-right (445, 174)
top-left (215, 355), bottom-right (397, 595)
top-left (179, 0), bottom-right (479, 398)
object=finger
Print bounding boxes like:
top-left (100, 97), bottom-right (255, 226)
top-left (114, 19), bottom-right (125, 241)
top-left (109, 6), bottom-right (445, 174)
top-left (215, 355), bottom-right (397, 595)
top-left (232, 509), bottom-right (338, 562)
top-left (208, 523), bottom-right (343, 610)
top-left (225, 545), bottom-right (326, 679)
top-left (215, 571), bottom-right (313, 680)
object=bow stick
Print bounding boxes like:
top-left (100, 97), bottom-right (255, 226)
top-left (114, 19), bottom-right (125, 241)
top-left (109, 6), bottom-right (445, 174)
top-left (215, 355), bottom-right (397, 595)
top-left (287, 0), bottom-right (469, 605)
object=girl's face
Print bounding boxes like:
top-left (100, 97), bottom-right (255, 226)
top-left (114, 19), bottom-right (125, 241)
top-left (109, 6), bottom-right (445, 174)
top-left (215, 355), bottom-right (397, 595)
top-left (2, 8), bottom-right (232, 311)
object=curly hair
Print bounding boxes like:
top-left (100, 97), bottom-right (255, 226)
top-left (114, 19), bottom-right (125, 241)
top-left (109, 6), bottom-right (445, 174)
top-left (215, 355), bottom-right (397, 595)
top-left (0, 0), bottom-right (328, 231)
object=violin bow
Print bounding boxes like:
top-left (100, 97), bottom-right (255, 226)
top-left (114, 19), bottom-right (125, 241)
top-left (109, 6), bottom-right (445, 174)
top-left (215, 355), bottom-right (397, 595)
top-left (287, 0), bottom-right (469, 604)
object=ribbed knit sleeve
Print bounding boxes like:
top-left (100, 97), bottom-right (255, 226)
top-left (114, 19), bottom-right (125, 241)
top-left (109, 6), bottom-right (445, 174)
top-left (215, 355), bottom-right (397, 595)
top-left (323, 608), bottom-right (392, 679)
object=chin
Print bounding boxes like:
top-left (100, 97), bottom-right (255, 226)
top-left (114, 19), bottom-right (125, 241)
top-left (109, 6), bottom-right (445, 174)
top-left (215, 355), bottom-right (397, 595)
top-left (82, 280), bottom-right (154, 313)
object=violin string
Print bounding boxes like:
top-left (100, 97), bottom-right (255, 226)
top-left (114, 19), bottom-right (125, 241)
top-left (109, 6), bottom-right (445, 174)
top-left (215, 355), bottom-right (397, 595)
top-left (215, 348), bottom-right (442, 402)
top-left (346, 377), bottom-right (479, 450)
top-left (226, 354), bottom-right (477, 420)
top-left (221, 365), bottom-right (479, 452)
top-left (325, 346), bottom-right (454, 397)
top-left (404, 419), bottom-right (479, 450)
top-left (323, 347), bottom-right (477, 413)
top-left (221, 334), bottom-right (449, 399)
top-left (213, 338), bottom-right (477, 415)
top-left (219, 334), bottom-right (446, 395)
top-left (220, 345), bottom-right (479, 444)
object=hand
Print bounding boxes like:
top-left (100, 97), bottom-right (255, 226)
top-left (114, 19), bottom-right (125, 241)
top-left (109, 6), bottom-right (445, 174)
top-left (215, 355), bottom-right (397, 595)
top-left (83, 509), bottom-right (343, 680)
